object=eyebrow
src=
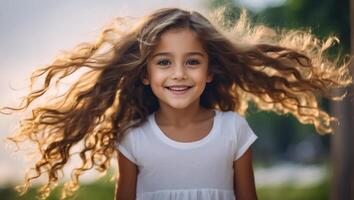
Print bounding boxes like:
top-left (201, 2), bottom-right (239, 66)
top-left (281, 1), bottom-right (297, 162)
top-left (151, 52), bottom-right (206, 58)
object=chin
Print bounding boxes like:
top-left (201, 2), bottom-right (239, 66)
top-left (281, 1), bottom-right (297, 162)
top-left (165, 102), bottom-right (194, 110)
top-left (169, 105), bottom-right (191, 110)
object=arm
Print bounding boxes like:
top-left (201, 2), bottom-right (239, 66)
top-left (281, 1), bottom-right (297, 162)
top-left (115, 151), bottom-right (138, 200)
top-left (233, 148), bottom-right (257, 200)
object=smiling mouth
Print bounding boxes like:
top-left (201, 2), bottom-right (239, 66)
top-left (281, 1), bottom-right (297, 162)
top-left (165, 86), bottom-right (193, 95)
top-left (165, 86), bottom-right (193, 91)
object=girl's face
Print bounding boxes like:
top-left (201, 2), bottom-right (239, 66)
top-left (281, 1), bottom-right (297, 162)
top-left (143, 28), bottom-right (213, 110)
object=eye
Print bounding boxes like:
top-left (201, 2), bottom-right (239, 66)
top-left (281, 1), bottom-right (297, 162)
top-left (157, 59), bottom-right (171, 66)
top-left (186, 59), bottom-right (200, 66)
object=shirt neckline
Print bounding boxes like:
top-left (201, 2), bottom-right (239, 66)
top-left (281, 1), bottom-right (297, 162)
top-left (148, 109), bottom-right (221, 149)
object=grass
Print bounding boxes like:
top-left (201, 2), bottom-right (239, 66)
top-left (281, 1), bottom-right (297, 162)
top-left (257, 180), bottom-right (329, 200)
top-left (1, 173), bottom-right (330, 200)
top-left (0, 182), bottom-right (115, 200)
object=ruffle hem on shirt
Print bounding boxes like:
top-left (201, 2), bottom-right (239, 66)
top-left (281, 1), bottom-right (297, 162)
top-left (137, 188), bottom-right (235, 200)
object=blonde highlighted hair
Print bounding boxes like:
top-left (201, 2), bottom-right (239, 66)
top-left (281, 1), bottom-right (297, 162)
top-left (1, 7), bottom-right (352, 199)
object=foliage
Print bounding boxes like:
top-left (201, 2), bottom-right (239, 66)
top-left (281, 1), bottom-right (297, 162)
top-left (209, 0), bottom-right (349, 162)
top-left (259, 0), bottom-right (350, 52)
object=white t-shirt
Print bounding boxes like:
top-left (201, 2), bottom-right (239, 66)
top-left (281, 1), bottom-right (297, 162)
top-left (116, 109), bottom-right (258, 200)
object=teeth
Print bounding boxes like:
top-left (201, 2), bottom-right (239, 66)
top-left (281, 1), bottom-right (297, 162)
top-left (168, 86), bottom-right (190, 91)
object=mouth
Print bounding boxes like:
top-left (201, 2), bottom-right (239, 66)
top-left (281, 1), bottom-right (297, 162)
top-left (165, 86), bottom-right (193, 94)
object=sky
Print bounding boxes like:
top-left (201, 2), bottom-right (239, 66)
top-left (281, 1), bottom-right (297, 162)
top-left (238, 0), bottom-right (286, 11)
top-left (0, 0), bottom-right (287, 186)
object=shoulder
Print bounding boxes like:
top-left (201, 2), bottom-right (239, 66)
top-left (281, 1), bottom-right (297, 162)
top-left (218, 110), bottom-right (253, 137)
top-left (119, 118), bottom-right (149, 142)
top-left (224, 111), bottom-right (257, 160)
top-left (218, 110), bottom-right (247, 125)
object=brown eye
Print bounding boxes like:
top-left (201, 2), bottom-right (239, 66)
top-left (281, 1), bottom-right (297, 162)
top-left (186, 59), bottom-right (200, 66)
top-left (157, 59), bottom-right (171, 66)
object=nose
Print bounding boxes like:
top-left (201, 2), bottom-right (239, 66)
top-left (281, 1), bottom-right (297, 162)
top-left (171, 63), bottom-right (187, 79)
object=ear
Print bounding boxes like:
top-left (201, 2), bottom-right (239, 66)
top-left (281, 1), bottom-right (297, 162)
top-left (142, 78), bottom-right (150, 85)
top-left (206, 73), bottom-right (213, 83)
top-left (140, 70), bottom-right (150, 85)
top-left (141, 75), bottom-right (150, 85)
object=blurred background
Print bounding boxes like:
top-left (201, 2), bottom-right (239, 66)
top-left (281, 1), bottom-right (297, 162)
top-left (0, 0), bottom-right (352, 199)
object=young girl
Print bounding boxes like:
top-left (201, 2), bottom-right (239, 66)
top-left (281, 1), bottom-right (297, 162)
top-left (2, 7), bottom-right (352, 200)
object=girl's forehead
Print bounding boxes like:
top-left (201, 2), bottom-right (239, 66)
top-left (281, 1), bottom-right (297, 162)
top-left (152, 28), bottom-right (207, 55)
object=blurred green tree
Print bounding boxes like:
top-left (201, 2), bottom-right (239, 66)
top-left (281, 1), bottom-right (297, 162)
top-left (260, 1), bottom-right (353, 199)
top-left (209, 0), bottom-right (353, 199)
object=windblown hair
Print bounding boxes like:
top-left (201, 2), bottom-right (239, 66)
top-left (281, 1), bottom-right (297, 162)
top-left (1, 7), bottom-right (352, 199)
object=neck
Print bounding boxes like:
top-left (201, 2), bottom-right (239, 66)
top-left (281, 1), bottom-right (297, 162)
top-left (155, 102), bottom-right (209, 127)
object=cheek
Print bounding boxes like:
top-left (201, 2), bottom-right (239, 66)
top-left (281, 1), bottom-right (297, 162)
top-left (149, 68), bottom-right (167, 85)
top-left (192, 68), bottom-right (210, 83)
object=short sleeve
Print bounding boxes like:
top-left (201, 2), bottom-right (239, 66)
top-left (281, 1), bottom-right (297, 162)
top-left (234, 115), bottom-right (258, 161)
top-left (116, 129), bottom-right (138, 165)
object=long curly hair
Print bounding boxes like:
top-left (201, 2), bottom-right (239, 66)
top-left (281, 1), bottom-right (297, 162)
top-left (1, 7), bottom-right (352, 199)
